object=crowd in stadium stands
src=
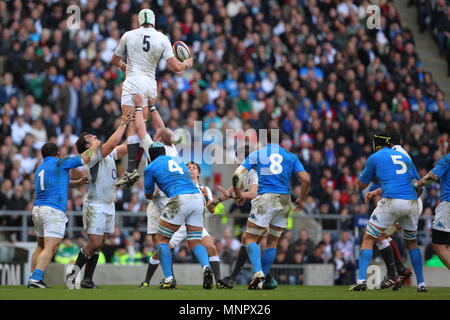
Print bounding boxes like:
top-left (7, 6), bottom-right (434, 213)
top-left (0, 0), bottom-right (449, 279)
top-left (411, 0), bottom-right (450, 75)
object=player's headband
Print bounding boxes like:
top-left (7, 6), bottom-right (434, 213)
top-left (372, 134), bottom-right (391, 151)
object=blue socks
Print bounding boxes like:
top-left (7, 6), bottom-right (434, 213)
top-left (262, 248), bottom-right (277, 275)
top-left (192, 245), bottom-right (210, 268)
top-left (30, 269), bottom-right (44, 281)
top-left (246, 242), bottom-right (263, 273)
top-left (358, 249), bottom-right (373, 281)
top-left (409, 248), bottom-right (425, 284)
top-left (157, 243), bottom-right (173, 278)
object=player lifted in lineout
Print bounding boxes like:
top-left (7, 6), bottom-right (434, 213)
top-left (112, 8), bottom-right (193, 187)
top-left (144, 142), bottom-right (213, 289)
top-left (349, 132), bottom-right (427, 292)
top-left (28, 142), bottom-right (100, 288)
top-left (232, 131), bottom-right (311, 289)
top-left (65, 112), bottom-right (134, 289)
top-left (415, 152), bottom-right (450, 270)
top-left (131, 93), bottom-right (226, 288)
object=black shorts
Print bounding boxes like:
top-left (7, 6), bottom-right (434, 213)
top-left (432, 229), bottom-right (450, 245)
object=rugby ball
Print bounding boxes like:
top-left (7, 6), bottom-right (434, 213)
top-left (173, 41), bottom-right (190, 62)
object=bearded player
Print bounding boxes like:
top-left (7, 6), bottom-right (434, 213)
top-left (112, 8), bottom-right (193, 187)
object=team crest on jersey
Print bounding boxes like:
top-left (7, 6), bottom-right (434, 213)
top-left (371, 215), bottom-right (378, 222)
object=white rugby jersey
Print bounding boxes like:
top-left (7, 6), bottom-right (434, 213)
top-left (243, 169), bottom-right (258, 192)
top-left (392, 145), bottom-right (411, 160)
top-left (114, 27), bottom-right (174, 78)
top-left (85, 148), bottom-right (118, 203)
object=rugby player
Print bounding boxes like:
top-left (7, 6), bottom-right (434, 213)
top-left (349, 132), bottom-right (427, 292)
top-left (415, 152), bottom-right (450, 269)
top-left (212, 145), bottom-right (279, 290)
top-left (112, 8), bottom-right (193, 187)
top-left (28, 141), bottom-right (101, 288)
top-left (232, 131), bottom-right (311, 289)
top-left (144, 142), bottom-right (213, 289)
top-left (65, 112), bottom-right (134, 289)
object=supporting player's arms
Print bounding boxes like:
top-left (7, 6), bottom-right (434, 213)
top-left (148, 98), bottom-right (165, 131)
top-left (112, 54), bottom-right (126, 73)
top-left (100, 112), bottom-right (134, 158)
top-left (115, 141), bottom-right (128, 160)
top-left (166, 56), bottom-right (194, 72)
top-left (132, 94), bottom-right (149, 140)
top-left (294, 171), bottom-right (311, 211)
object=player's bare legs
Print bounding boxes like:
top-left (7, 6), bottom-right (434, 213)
top-left (28, 237), bottom-right (62, 288)
top-left (242, 221), bottom-right (267, 290)
top-left (432, 243), bottom-right (450, 269)
top-left (31, 237), bottom-right (44, 273)
top-left (115, 104), bottom-right (148, 187)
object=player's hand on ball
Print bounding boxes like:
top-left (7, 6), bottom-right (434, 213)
top-left (81, 176), bottom-right (89, 184)
top-left (183, 58), bottom-right (194, 69)
top-left (132, 94), bottom-right (144, 107)
top-left (120, 63), bottom-right (126, 73)
top-left (294, 199), bottom-right (304, 211)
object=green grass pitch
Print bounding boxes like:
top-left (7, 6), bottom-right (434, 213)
top-left (0, 285), bottom-right (449, 300)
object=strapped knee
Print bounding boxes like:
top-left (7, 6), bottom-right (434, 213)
top-left (157, 225), bottom-right (175, 238)
top-left (365, 224), bottom-right (383, 238)
top-left (187, 230), bottom-right (203, 241)
top-left (268, 228), bottom-right (283, 238)
top-left (246, 227), bottom-right (265, 236)
top-left (402, 229), bottom-right (417, 240)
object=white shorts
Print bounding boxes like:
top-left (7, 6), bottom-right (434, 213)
top-left (82, 201), bottom-right (115, 235)
top-left (169, 224), bottom-right (211, 248)
top-left (248, 193), bottom-right (292, 229)
top-left (160, 194), bottom-right (205, 227)
top-left (32, 206), bottom-right (68, 239)
top-left (121, 75), bottom-right (157, 106)
top-left (369, 198), bottom-right (421, 231)
top-left (433, 201), bottom-right (450, 232)
top-left (147, 200), bottom-right (163, 235)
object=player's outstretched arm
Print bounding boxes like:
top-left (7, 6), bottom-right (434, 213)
top-left (294, 171), bottom-right (311, 211)
top-left (100, 111), bottom-right (134, 158)
top-left (132, 94), bottom-right (148, 140)
top-left (80, 139), bottom-right (102, 165)
top-left (415, 171), bottom-right (438, 187)
top-left (166, 56), bottom-right (194, 72)
top-left (69, 176), bottom-right (88, 187)
top-left (148, 98), bottom-right (165, 131)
